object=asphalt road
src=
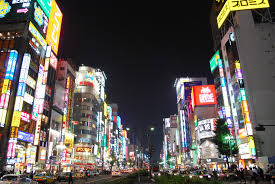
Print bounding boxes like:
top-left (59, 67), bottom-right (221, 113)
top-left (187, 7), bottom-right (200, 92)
top-left (57, 174), bottom-right (128, 184)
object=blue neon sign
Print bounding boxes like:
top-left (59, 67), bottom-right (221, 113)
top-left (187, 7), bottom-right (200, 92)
top-left (18, 131), bottom-right (34, 143)
top-left (5, 50), bottom-right (18, 80)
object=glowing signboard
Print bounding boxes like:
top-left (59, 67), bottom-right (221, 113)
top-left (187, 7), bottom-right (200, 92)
top-left (17, 131), bottom-right (34, 143)
top-left (21, 111), bottom-right (30, 122)
top-left (26, 76), bottom-right (36, 89)
top-left (36, 0), bottom-right (52, 18)
top-left (192, 85), bottom-right (217, 106)
top-left (0, 0), bottom-right (11, 18)
top-left (197, 119), bottom-right (215, 139)
top-left (46, 0), bottom-right (62, 55)
top-left (33, 1), bottom-right (49, 37)
top-left (209, 50), bottom-right (220, 72)
top-left (217, 0), bottom-right (270, 28)
top-left (24, 93), bottom-right (34, 105)
top-left (33, 114), bottom-right (42, 145)
top-left (76, 147), bottom-right (92, 152)
top-left (29, 21), bottom-right (47, 49)
top-left (5, 50), bottom-right (18, 81)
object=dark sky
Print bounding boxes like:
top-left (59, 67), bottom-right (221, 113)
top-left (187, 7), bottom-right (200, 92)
top-left (56, 0), bottom-right (214, 161)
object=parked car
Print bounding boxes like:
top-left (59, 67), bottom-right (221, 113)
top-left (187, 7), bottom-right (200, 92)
top-left (33, 173), bottom-right (56, 183)
top-left (0, 174), bottom-right (38, 184)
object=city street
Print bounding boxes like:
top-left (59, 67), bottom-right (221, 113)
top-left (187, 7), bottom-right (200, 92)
top-left (0, 0), bottom-right (275, 183)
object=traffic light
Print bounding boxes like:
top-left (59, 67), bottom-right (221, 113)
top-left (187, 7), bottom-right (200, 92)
top-left (255, 125), bottom-right (265, 131)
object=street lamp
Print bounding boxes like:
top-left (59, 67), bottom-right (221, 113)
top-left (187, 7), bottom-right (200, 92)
top-left (150, 127), bottom-right (155, 132)
top-left (126, 128), bottom-right (130, 131)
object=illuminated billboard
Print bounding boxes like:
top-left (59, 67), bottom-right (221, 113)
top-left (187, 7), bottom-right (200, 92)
top-left (29, 21), bottom-right (47, 50)
top-left (32, 1), bottom-right (49, 37)
top-left (192, 85), bottom-right (217, 106)
top-left (0, 0), bottom-right (31, 20)
top-left (36, 0), bottom-right (53, 18)
top-left (209, 50), bottom-right (220, 72)
top-left (0, 50), bottom-right (18, 127)
top-left (197, 119), bottom-right (215, 139)
top-left (46, 0), bottom-right (62, 55)
top-left (17, 131), bottom-right (34, 143)
top-left (217, 0), bottom-right (270, 28)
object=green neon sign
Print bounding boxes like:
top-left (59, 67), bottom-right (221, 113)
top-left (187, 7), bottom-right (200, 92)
top-left (209, 50), bottom-right (220, 72)
top-left (36, 0), bottom-right (53, 18)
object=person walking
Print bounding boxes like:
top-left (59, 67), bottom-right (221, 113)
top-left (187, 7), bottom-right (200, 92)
top-left (68, 172), bottom-right (73, 184)
top-left (85, 170), bottom-right (89, 182)
top-left (239, 168), bottom-right (246, 184)
top-left (251, 167), bottom-right (259, 184)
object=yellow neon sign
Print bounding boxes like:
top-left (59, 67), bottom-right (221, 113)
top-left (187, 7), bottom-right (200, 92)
top-left (11, 111), bottom-right (21, 127)
top-left (217, 0), bottom-right (270, 29)
top-left (229, 0), bottom-right (269, 11)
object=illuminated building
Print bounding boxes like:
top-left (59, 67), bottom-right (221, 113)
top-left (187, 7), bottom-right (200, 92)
top-left (162, 115), bottom-right (180, 169)
top-left (210, 0), bottom-right (274, 168)
top-left (0, 0), bottom-right (63, 172)
top-left (73, 66), bottom-right (105, 170)
top-left (191, 85), bottom-right (219, 169)
top-left (47, 59), bottom-right (76, 172)
top-left (174, 77), bottom-right (207, 167)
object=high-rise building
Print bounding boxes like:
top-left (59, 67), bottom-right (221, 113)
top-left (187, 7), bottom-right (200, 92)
top-left (210, 0), bottom-right (275, 168)
top-left (73, 66), bottom-right (105, 170)
top-left (0, 0), bottom-right (63, 173)
top-left (47, 59), bottom-right (76, 173)
top-left (174, 77), bottom-right (207, 167)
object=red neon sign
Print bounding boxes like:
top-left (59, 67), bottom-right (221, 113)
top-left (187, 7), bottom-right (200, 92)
top-left (192, 85), bottom-right (217, 106)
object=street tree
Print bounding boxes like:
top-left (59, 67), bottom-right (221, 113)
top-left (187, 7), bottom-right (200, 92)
top-left (213, 118), bottom-right (238, 168)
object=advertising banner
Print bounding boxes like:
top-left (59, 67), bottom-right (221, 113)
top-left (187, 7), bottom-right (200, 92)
top-left (198, 119), bottom-right (215, 140)
top-left (17, 131), bottom-right (34, 143)
top-left (217, 0), bottom-right (270, 28)
top-left (192, 85), bottom-right (217, 106)
top-left (46, 0), bottom-right (62, 55)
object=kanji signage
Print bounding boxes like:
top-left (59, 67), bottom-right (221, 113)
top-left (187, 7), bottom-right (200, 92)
top-left (192, 85), bottom-right (217, 106)
top-left (217, 0), bottom-right (270, 28)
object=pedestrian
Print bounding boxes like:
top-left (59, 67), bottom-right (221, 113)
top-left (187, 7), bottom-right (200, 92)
top-left (213, 170), bottom-right (218, 180)
top-left (251, 167), bottom-right (259, 184)
top-left (257, 167), bottom-right (264, 180)
top-left (29, 171), bottom-right (33, 179)
top-left (68, 172), bottom-right (73, 184)
top-left (85, 170), bottom-right (88, 181)
top-left (240, 168), bottom-right (246, 184)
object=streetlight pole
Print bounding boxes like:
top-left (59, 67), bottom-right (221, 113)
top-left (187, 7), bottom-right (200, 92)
top-left (147, 126), bottom-right (154, 179)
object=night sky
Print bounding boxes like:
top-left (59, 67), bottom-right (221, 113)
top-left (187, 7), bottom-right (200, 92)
top-left (56, 0), bottom-right (214, 161)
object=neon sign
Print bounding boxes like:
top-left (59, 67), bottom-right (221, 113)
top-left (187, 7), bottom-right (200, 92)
top-left (36, 0), bottom-right (53, 18)
top-left (0, 51), bottom-right (18, 127)
top-left (21, 111), bottom-right (30, 122)
top-left (217, 0), bottom-right (270, 28)
top-left (18, 131), bottom-right (34, 143)
top-left (0, 0), bottom-right (11, 18)
top-left (29, 21), bottom-right (47, 49)
top-left (192, 85), bottom-right (217, 106)
top-left (46, 0), bottom-right (62, 55)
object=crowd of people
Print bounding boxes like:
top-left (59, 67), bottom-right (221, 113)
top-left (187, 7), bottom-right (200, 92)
top-left (227, 164), bottom-right (275, 184)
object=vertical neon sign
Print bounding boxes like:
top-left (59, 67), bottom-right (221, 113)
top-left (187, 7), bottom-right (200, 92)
top-left (0, 50), bottom-right (18, 127)
top-left (218, 53), bottom-right (233, 135)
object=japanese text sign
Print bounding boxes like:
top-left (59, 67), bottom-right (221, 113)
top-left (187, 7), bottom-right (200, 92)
top-left (192, 85), bottom-right (217, 106)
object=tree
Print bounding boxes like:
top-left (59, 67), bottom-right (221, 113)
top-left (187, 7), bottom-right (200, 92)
top-left (213, 118), bottom-right (238, 168)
